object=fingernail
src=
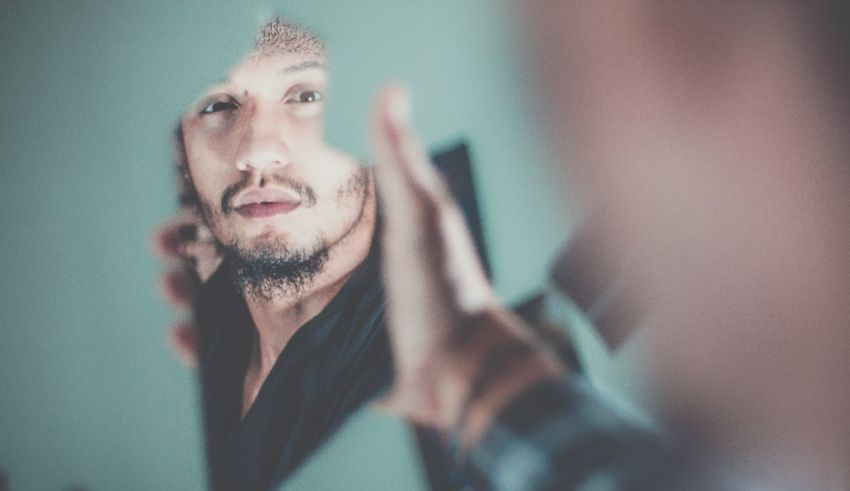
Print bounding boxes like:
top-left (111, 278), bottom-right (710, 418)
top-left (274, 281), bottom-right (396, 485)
top-left (388, 86), bottom-right (412, 125)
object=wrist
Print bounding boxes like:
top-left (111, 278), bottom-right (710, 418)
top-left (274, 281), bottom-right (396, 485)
top-left (457, 352), bottom-right (561, 449)
top-left (434, 309), bottom-right (567, 443)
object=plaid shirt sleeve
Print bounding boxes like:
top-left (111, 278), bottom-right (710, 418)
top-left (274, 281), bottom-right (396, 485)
top-left (464, 376), bottom-right (703, 491)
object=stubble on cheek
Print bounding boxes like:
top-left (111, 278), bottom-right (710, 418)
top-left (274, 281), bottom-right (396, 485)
top-left (334, 166), bottom-right (370, 204)
top-left (322, 167), bottom-right (373, 251)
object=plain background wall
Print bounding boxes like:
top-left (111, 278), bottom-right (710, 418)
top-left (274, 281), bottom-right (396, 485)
top-left (0, 1), bottom-right (576, 489)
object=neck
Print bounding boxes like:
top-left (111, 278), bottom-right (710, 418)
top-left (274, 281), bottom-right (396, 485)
top-left (244, 176), bottom-right (377, 372)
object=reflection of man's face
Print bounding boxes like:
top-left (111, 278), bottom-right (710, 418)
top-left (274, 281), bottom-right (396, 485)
top-left (181, 45), bottom-right (369, 298)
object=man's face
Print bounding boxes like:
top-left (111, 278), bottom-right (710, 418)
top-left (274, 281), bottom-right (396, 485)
top-left (181, 50), bottom-right (368, 263)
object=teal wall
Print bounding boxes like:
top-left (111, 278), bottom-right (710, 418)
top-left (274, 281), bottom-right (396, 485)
top-left (0, 1), bottom-right (572, 489)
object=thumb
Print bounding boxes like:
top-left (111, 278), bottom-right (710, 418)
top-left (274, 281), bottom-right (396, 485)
top-left (371, 85), bottom-right (493, 316)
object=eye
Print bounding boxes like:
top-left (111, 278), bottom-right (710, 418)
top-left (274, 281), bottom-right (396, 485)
top-left (287, 89), bottom-right (324, 104)
top-left (200, 100), bottom-right (238, 114)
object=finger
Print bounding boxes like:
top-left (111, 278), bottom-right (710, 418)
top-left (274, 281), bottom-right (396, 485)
top-left (371, 85), bottom-right (492, 314)
top-left (151, 212), bottom-right (203, 259)
top-left (372, 373), bottom-right (445, 426)
top-left (168, 321), bottom-right (199, 369)
top-left (371, 86), bottom-right (451, 229)
top-left (159, 268), bottom-right (195, 309)
top-left (193, 248), bottom-right (224, 283)
top-left (439, 204), bottom-right (493, 314)
top-left (372, 388), bottom-right (424, 424)
top-left (371, 85), bottom-right (464, 360)
top-left (152, 211), bottom-right (223, 282)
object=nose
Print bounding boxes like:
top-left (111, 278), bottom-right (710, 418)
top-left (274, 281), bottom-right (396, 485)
top-left (235, 107), bottom-right (291, 172)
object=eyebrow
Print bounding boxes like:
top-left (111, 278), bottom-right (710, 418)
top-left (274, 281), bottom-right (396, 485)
top-left (280, 60), bottom-right (325, 76)
top-left (195, 59), bottom-right (326, 104)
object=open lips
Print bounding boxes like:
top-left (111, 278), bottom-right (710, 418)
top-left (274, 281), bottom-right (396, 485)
top-left (233, 188), bottom-right (302, 219)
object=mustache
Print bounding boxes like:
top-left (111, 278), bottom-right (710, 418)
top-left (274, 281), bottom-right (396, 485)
top-left (221, 174), bottom-right (318, 213)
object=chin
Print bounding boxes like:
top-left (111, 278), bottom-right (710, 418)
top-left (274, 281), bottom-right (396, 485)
top-left (245, 234), bottom-right (293, 250)
top-left (247, 230), bottom-right (325, 254)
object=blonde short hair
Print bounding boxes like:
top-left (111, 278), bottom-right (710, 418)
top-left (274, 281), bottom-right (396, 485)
top-left (253, 17), bottom-right (326, 58)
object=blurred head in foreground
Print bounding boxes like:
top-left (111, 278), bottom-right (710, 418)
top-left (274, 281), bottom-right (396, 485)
top-left (522, 2), bottom-right (850, 487)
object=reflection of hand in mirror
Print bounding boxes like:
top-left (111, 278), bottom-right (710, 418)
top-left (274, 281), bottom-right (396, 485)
top-left (152, 207), bottom-right (223, 368)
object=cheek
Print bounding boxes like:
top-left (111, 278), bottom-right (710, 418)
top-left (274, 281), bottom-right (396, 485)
top-left (185, 133), bottom-right (240, 202)
top-left (315, 169), bottom-right (352, 195)
top-left (187, 158), bottom-right (225, 208)
top-left (301, 147), bottom-right (361, 194)
top-left (287, 116), bottom-right (326, 155)
top-left (302, 165), bottom-right (366, 232)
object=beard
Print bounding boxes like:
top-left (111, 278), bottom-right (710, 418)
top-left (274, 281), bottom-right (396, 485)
top-left (188, 164), bottom-right (371, 302)
top-left (223, 237), bottom-right (329, 302)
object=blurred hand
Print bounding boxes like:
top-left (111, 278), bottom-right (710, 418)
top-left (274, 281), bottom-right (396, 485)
top-left (370, 86), bottom-right (562, 432)
top-left (151, 208), bottom-right (222, 368)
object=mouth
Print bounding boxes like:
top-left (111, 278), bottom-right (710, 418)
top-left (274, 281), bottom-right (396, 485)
top-left (232, 188), bottom-right (303, 220)
top-left (235, 201), bottom-right (301, 219)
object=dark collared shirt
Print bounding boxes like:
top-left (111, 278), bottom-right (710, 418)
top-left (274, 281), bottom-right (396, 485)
top-left (195, 246), bottom-right (393, 491)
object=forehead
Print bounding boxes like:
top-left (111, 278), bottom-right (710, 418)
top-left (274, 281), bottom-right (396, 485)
top-left (181, 51), bottom-right (328, 117)
top-left (227, 51), bottom-right (327, 87)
